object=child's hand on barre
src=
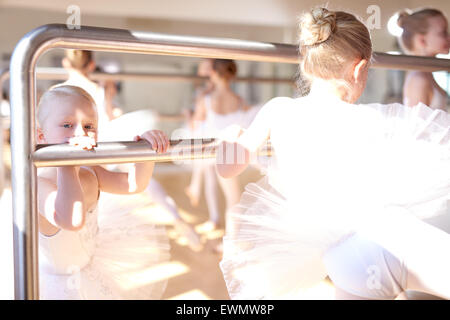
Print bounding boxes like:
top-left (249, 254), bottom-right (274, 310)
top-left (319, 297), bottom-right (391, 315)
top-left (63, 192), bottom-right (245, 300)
top-left (134, 130), bottom-right (170, 154)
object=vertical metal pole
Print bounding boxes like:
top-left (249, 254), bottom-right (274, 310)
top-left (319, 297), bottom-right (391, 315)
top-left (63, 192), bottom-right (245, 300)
top-left (0, 106), bottom-right (3, 199)
top-left (0, 69), bottom-right (9, 198)
top-left (10, 41), bottom-right (39, 300)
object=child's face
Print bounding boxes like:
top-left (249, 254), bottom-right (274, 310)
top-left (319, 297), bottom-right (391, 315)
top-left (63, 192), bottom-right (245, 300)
top-left (424, 16), bottom-right (450, 56)
top-left (38, 95), bottom-right (98, 144)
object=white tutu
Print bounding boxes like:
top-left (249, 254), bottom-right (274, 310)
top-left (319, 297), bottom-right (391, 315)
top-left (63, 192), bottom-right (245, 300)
top-left (39, 191), bottom-right (170, 300)
top-left (98, 110), bottom-right (158, 142)
top-left (220, 97), bottom-right (450, 299)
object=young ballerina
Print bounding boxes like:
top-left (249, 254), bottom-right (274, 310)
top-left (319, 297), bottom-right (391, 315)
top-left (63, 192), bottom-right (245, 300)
top-left (396, 8), bottom-right (449, 111)
top-left (189, 59), bottom-right (250, 234)
top-left (217, 8), bottom-right (450, 300)
top-left (63, 50), bottom-right (202, 251)
top-left (37, 84), bottom-right (171, 299)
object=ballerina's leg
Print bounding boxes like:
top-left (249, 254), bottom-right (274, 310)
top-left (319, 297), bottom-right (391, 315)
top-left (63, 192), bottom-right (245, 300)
top-left (145, 179), bottom-right (202, 251)
top-left (325, 209), bottom-right (450, 300)
top-left (214, 172), bottom-right (241, 253)
top-left (185, 160), bottom-right (204, 207)
top-left (203, 164), bottom-right (220, 226)
top-left (146, 179), bottom-right (183, 220)
top-left (383, 213), bottom-right (450, 299)
top-left (216, 173), bottom-right (241, 214)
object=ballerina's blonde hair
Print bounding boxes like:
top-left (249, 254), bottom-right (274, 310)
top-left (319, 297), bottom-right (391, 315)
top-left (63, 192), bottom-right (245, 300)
top-left (298, 7), bottom-right (372, 83)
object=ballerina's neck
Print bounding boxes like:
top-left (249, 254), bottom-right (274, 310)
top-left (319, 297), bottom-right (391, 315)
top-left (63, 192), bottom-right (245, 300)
top-left (67, 68), bottom-right (92, 83)
top-left (308, 79), bottom-right (349, 103)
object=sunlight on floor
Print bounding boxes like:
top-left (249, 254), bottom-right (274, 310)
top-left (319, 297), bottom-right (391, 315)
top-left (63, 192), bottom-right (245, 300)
top-left (168, 289), bottom-right (212, 300)
top-left (295, 279), bottom-right (336, 300)
top-left (118, 261), bottom-right (190, 291)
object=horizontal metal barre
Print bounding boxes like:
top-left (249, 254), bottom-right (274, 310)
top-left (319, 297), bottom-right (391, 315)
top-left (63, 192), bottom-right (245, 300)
top-left (33, 138), bottom-right (272, 167)
top-left (371, 52), bottom-right (450, 72)
top-left (0, 67), bottom-right (295, 86)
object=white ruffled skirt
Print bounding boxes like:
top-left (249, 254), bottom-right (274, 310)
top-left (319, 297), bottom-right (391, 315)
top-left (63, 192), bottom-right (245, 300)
top-left (39, 191), bottom-right (170, 300)
top-left (220, 102), bottom-right (450, 299)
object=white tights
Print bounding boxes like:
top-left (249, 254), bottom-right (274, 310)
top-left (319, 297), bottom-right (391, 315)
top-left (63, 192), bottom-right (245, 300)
top-left (324, 210), bottom-right (450, 300)
top-left (188, 162), bottom-right (241, 225)
top-left (145, 179), bottom-right (182, 220)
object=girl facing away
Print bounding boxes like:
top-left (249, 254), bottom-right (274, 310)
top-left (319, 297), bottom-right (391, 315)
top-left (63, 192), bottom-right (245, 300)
top-left (37, 84), bottom-right (171, 299)
top-left (396, 8), bottom-right (450, 111)
top-left (216, 8), bottom-right (450, 300)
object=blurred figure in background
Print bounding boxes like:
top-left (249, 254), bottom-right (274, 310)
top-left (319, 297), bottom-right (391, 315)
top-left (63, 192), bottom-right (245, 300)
top-left (184, 58), bottom-right (217, 209)
top-left (396, 8), bottom-right (450, 111)
top-left (188, 59), bottom-right (252, 254)
top-left (62, 50), bottom-right (112, 130)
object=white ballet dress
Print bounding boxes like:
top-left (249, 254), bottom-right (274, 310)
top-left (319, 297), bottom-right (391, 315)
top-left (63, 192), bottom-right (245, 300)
top-left (220, 93), bottom-right (450, 299)
top-left (202, 94), bottom-right (247, 137)
top-left (185, 95), bottom-right (255, 166)
top-left (39, 187), bottom-right (170, 300)
top-left (179, 95), bottom-right (261, 141)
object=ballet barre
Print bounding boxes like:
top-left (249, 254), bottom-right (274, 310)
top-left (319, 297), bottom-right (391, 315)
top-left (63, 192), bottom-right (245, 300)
top-left (33, 139), bottom-right (272, 167)
top-left (9, 24), bottom-right (450, 300)
top-left (0, 67), bottom-right (290, 197)
top-left (0, 67), bottom-right (296, 94)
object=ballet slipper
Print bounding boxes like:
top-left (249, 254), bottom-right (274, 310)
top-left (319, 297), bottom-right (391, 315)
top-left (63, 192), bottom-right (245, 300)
top-left (173, 219), bottom-right (203, 252)
top-left (184, 187), bottom-right (200, 207)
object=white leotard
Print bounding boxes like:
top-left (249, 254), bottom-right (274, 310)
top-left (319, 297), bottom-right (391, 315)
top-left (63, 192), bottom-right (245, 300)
top-left (203, 94), bottom-right (246, 136)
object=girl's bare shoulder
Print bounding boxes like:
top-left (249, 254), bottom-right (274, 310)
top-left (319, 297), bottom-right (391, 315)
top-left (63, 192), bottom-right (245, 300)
top-left (405, 71), bottom-right (433, 88)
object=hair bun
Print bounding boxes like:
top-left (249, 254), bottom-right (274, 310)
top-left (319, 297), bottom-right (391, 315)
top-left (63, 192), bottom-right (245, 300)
top-left (299, 7), bottom-right (337, 46)
top-left (396, 9), bottom-right (411, 29)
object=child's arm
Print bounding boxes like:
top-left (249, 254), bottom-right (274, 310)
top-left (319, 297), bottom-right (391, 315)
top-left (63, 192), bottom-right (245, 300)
top-left (404, 73), bottom-right (433, 107)
top-left (216, 97), bottom-right (285, 178)
top-left (93, 130), bottom-right (169, 194)
top-left (38, 136), bottom-right (101, 232)
top-left (38, 167), bottom-right (87, 231)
